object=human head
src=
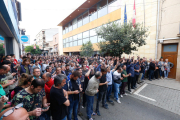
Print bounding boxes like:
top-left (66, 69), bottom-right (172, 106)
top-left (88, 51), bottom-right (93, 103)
top-left (101, 67), bottom-right (107, 75)
top-left (54, 74), bottom-right (67, 87)
top-left (34, 60), bottom-right (39, 65)
top-left (77, 68), bottom-right (82, 76)
top-left (0, 107), bottom-right (29, 120)
top-left (95, 71), bottom-right (102, 79)
top-left (18, 74), bottom-right (33, 87)
top-left (82, 64), bottom-right (86, 70)
top-left (160, 58), bottom-right (163, 61)
top-left (66, 64), bottom-right (70, 70)
top-left (33, 67), bottom-right (41, 78)
top-left (122, 65), bottom-right (126, 70)
top-left (61, 65), bottom-right (65, 71)
top-left (46, 66), bottom-right (52, 73)
top-left (3, 65), bottom-right (10, 74)
top-left (0, 65), bottom-right (8, 75)
top-left (56, 67), bottom-right (61, 75)
top-left (1, 60), bottom-right (11, 67)
top-left (10, 54), bottom-right (15, 59)
top-left (27, 53), bottom-right (31, 58)
top-left (165, 59), bottom-right (168, 62)
top-left (22, 58), bottom-right (30, 66)
top-left (117, 66), bottom-right (123, 73)
top-left (42, 72), bottom-right (51, 83)
top-left (30, 78), bottom-right (45, 94)
top-left (71, 71), bottom-right (80, 81)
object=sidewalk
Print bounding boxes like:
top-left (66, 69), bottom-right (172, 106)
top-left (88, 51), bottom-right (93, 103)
top-left (131, 78), bottom-right (180, 116)
top-left (144, 78), bottom-right (180, 90)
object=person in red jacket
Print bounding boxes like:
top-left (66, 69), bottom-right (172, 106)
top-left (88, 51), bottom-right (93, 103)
top-left (42, 72), bottom-right (54, 103)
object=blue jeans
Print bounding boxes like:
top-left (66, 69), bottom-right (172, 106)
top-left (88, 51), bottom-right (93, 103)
top-left (62, 116), bottom-right (67, 120)
top-left (164, 70), bottom-right (169, 78)
top-left (68, 99), bottom-right (79, 120)
top-left (106, 85), bottom-right (112, 101)
top-left (36, 112), bottom-right (50, 120)
top-left (142, 69), bottom-right (145, 79)
top-left (114, 82), bottom-right (122, 100)
top-left (159, 69), bottom-right (163, 77)
top-left (86, 95), bottom-right (94, 119)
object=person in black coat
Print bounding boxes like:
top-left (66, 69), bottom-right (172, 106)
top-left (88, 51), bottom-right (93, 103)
top-left (149, 60), bottom-right (155, 81)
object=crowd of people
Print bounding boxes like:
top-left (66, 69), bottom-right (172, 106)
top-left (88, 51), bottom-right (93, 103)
top-left (0, 53), bottom-right (174, 120)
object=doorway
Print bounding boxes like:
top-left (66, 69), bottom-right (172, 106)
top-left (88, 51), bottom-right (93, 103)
top-left (161, 44), bottom-right (178, 79)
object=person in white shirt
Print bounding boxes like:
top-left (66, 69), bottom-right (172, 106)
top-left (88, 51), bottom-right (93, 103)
top-left (42, 60), bottom-right (49, 73)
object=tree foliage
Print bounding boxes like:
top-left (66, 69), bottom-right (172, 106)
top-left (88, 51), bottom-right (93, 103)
top-left (0, 43), bottom-right (5, 56)
top-left (25, 45), bottom-right (42, 55)
top-left (80, 41), bottom-right (94, 57)
top-left (96, 21), bottom-right (149, 57)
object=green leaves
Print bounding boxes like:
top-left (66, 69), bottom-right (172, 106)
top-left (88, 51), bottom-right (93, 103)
top-left (80, 41), bottom-right (94, 57)
top-left (25, 45), bottom-right (42, 55)
top-left (0, 43), bottom-right (5, 55)
top-left (96, 21), bottom-right (149, 57)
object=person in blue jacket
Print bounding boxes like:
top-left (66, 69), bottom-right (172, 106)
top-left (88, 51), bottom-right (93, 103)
top-left (127, 60), bottom-right (135, 92)
top-left (133, 60), bottom-right (140, 89)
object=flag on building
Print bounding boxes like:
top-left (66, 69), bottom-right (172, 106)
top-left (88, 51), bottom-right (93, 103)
top-left (132, 0), bottom-right (136, 27)
top-left (124, 4), bottom-right (127, 24)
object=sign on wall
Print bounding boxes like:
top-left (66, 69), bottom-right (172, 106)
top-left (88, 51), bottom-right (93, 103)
top-left (20, 35), bottom-right (30, 44)
top-left (0, 35), bottom-right (4, 43)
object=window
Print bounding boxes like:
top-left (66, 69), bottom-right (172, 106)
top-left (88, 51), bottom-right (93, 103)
top-left (70, 42), bottom-right (73, 47)
top-left (108, 0), bottom-right (121, 13)
top-left (63, 26), bottom-right (66, 34)
top-left (78, 33), bottom-right (82, 39)
top-left (73, 41), bottom-right (77, 46)
top-left (65, 26), bottom-right (69, 33)
top-left (69, 37), bottom-right (72, 42)
top-left (98, 6), bottom-right (108, 18)
top-left (78, 39), bottom-right (82, 45)
top-left (90, 36), bottom-right (98, 43)
top-left (63, 43), bottom-right (66, 48)
top-left (90, 28), bottom-right (97, 36)
top-left (73, 35), bottom-right (78, 40)
top-left (69, 22), bottom-right (72, 32)
top-left (163, 45), bottom-right (177, 52)
top-left (72, 19), bottom-right (77, 30)
top-left (78, 16), bottom-right (83, 27)
top-left (89, 5), bottom-right (97, 22)
top-left (66, 43), bottom-right (69, 47)
top-left (83, 37), bottom-right (89, 44)
top-left (83, 11), bottom-right (89, 25)
top-left (83, 31), bottom-right (89, 38)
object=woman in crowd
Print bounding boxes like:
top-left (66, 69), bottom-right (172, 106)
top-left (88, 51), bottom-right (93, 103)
top-left (164, 59), bottom-right (174, 79)
top-left (158, 58), bottom-right (164, 79)
top-left (18, 58), bottom-right (31, 75)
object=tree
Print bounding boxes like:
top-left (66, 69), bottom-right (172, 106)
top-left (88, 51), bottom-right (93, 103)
top-left (25, 45), bottom-right (42, 55)
top-left (96, 21), bottom-right (149, 57)
top-left (80, 41), bottom-right (94, 57)
top-left (0, 43), bottom-right (5, 56)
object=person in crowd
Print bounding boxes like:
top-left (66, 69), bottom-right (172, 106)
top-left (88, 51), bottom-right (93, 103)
top-left (63, 71), bottom-right (81, 120)
top-left (158, 58), bottom-right (164, 79)
top-left (12, 78), bottom-right (50, 120)
top-left (32, 60), bottom-right (42, 73)
top-left (10, 57), bottom-right (19, 73)
top-left (120, 65), bottom-right (131, 97)
top-left (95, 67), bottom-right (108, 116)
top-left (149, 60), bottom-right (155, 81)
top-left (42, 60), bottom-right (49, 73)
top-left (50, 74), bottom-right (70, 120)
top-left (49, 62), bottom-right (56, 75)
top-left (46, 66), bottom-right (52, 74)
top-left (11, 74), bottom-right (33, 99)
top-left (164, 59), bottom-right (174, 79)
top-left (113, 67), bottom-right (123, 103)
top-left (85, 71), bottom-right (102, 120)
top-left (61, 65), bottom-right (66, 75)
top-left (134, 60), bottom-right (140, 88)
top-left (138, 59), bottom-right (145, 84)
top-left (33, 67), bottom-right (41, 79)
top-left (52, 67), bottom-right (62, 78)
top-left (65, 64), bottom-right (72, 76)
top-left (10, 54), bottom-right (18, 65)
top-left (127, 60), bottom-right (135, 92)
top-left (106, 63), bottom-right (118, 103)
top-left (18, 58), bottom-right (31, 76)
top-left (27, 53), bottom-right (33, 64)
top-left (0, 105), bottom-right (30, 120)
top-left (18, 55), bottom-right (23, 63)
top-left (154, 60), bottom-right (159, 79)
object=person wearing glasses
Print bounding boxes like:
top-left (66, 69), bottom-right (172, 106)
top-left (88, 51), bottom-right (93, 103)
top-left (12, 78), bottom-right (50, 120)
top-left (0, 103), bottom-right (30, 120)
top-left (33, 67), bottom-right (41, 79)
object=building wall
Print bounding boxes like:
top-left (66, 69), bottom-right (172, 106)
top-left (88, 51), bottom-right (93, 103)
top-left (121, 0), bottom-right (157, 59)
top-left (157, 0), bottom-right (180, 81)
top-left (62, 8), bottom-right (121, 52)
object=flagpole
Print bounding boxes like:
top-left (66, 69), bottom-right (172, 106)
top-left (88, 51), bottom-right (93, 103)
top-left (143, 0), bottom-right (145, 28)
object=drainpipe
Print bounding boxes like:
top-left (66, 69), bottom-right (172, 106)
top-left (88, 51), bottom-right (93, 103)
top-left (155, 0), bottom-right (160, 60)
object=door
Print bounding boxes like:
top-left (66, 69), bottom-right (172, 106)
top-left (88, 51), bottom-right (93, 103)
top-left (162, 44), bottom-right (178, 79)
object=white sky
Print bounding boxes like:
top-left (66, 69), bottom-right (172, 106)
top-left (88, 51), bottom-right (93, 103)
top-left (18, 0), bottom-right (86, 44)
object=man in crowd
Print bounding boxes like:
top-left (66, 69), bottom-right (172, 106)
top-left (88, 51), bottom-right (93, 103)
top-left (149, 60), bottom-right (155, 81)
top-left (65, 64), bottom-right (72, 76)
top-left (12, 78), bottom-right (50, 120)
top-left (46, 66), bottom-right (52, 74)
top-left (95, 67), bottom-right (108, 116)
top-left (42, 60), bottom-right (49, 73)
top-left (85, 71), bottom-right (102, 120)
top-left (33, 67), bottom-right (41, 79)
top-left (63, 71), bottom-right (82, 120)
top-left (113, 67), bottom-right (123, 103)
top-left (50, 74), bottom-right (70, 120)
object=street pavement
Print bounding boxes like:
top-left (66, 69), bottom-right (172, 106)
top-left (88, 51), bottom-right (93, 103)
top-left (79, 94), bottom-right (180, 120)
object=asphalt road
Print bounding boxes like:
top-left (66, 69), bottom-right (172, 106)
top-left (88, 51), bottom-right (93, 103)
top-left (79, 95), bottom-right (180, 120)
